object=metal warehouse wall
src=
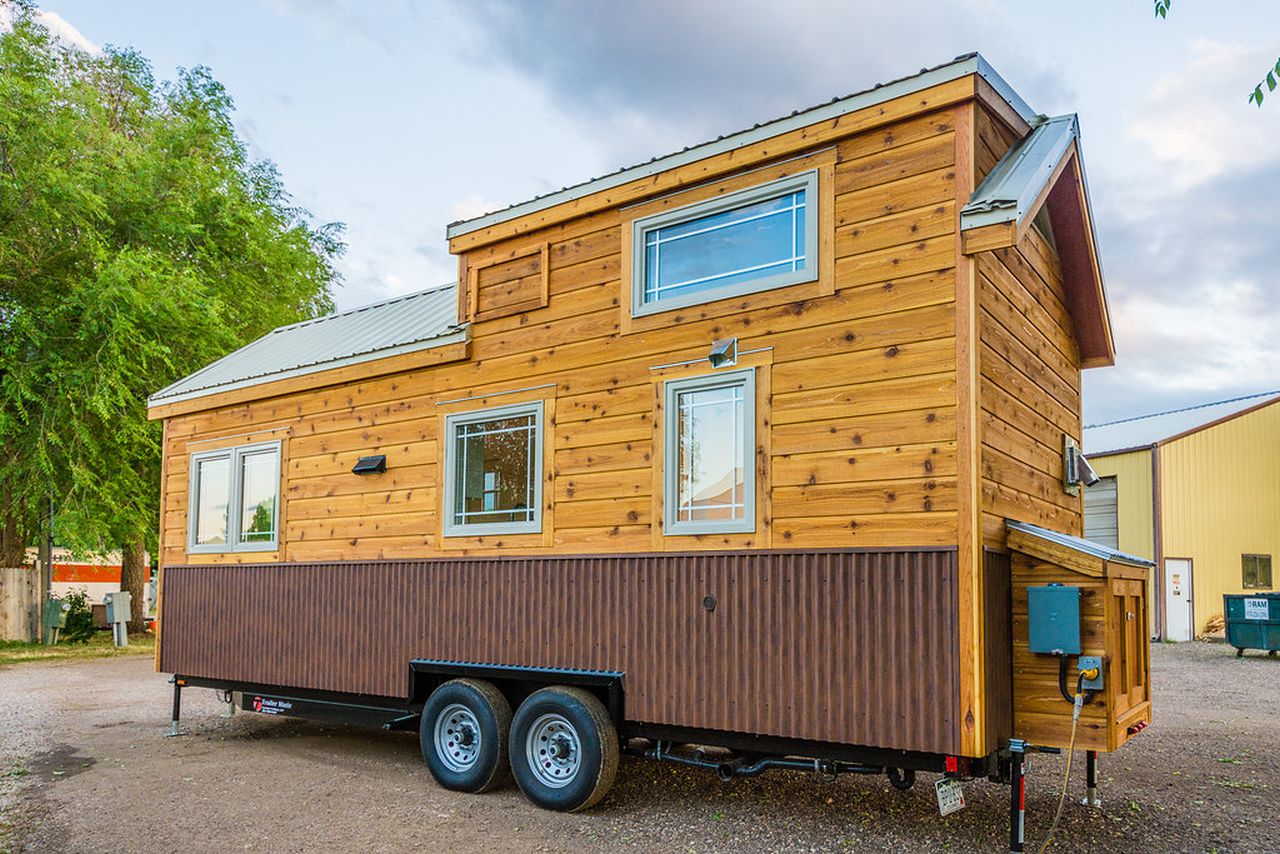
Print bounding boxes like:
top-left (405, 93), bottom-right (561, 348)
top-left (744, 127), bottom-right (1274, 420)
top-left (1160, 402), bottom-right (1280, 633)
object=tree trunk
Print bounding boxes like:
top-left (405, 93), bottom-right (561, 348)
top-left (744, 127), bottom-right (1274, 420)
top-left (0, 512), bottom-right (25, 567)
top-left (120, 539), bottom-right (148, 634)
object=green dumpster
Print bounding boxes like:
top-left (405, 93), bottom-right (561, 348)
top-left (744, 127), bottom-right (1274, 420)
top-left (1224, 592), bottom-right (1280, 657)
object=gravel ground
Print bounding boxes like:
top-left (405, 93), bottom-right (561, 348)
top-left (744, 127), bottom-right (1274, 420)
top-left (1, 642), bottom-right (1277, 853)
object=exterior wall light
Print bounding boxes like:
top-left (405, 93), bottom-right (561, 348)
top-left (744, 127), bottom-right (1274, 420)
top-left (708, 337), bottom-right (738, 368)
top-left (352, 455), bottom-right (387, 475)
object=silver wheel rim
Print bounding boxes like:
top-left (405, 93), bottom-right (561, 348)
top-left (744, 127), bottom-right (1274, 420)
top-left (526, 712), bottom-right (582, 788)
top-left (434, 703), bottom-right (482, 773)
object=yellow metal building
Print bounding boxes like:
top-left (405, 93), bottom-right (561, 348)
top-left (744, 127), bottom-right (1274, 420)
top-left (1083, 393), bottom-right (1280, 640)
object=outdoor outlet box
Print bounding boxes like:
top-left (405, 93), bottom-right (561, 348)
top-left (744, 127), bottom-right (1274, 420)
top-left (104, 590), bottom-right (132, 624)
top-left (1027, 584), bottom-right (1081, 654)
top-left (1078, 655), bottom-right (1104, 691)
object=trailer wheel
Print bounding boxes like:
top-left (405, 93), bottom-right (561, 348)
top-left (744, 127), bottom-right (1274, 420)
top-left (510, 686), bottom-right (618, 812)
top-left (420, 679), bottom-right (512, 794)
top-left (886, 767), bottom-right (916, 791)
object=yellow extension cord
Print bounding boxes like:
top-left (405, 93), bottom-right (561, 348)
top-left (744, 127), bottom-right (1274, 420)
top-left (1037, 674), bottom-right (1089, 854)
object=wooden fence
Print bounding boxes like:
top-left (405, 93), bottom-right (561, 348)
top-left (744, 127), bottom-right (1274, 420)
top-left (0, 566), bottom-right (38, 641)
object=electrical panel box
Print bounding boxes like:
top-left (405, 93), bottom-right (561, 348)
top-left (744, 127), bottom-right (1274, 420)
top-left (104, 590), bottom-right (132, 624)
top-left (1027, 584), bottom-right (1081, 654)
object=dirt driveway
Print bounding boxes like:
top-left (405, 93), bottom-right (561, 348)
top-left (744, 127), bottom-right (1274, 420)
top-left (1, 642), bottom-right (1277, 853)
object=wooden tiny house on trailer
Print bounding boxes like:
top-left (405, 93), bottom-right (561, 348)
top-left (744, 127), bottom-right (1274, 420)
top-left (149, 54), bottom-right (1150, 847)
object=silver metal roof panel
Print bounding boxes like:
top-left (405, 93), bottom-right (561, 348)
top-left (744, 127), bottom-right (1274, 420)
top-left (447, 53), bottom-right (1036, 240)
top-left (1084, 391), bottom-right (1280, 455)
top-left (1007, 519), bottom-right (1154, 568)
top-left (960, 114), bottom-right (1077, 231)
top-left (149, 284), bottom-right (464, 407)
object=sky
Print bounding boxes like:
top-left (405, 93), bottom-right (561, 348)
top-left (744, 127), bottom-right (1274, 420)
top-left (21, 0), bottom-right (1280, 425)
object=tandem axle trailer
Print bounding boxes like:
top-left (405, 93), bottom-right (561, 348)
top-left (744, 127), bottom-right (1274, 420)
top-left (167, 659), bottom-right (1095, 853)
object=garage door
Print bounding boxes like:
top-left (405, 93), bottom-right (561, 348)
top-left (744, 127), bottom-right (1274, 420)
top-left (1083, 475), bottom-right (1119, 549)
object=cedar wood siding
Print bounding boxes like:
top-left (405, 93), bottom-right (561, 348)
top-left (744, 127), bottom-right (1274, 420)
top-left (159, 108), bottom-right (963, 565)
top-left (973, 104), bottom-right (1084, 550)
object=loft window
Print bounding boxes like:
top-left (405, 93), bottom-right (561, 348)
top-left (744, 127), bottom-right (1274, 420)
top-left (1243, 554), bottom-right (1273, 589)
top-left (631, 171), bottom-right (819, 317)
top-left (663, 370), bottom-right (755, 535)
top-left (444, 401), bottom-right (544, 537)
top-left (188, 441), bottom-right (280, 553)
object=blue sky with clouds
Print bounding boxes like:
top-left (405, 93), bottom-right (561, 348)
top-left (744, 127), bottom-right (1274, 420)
top-left (25, 0), bottom-right (1280, 426)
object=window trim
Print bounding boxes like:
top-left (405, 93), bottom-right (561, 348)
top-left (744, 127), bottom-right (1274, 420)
top-left (187, 440), bottom-right (281, 554)
top-left (662, 368), bottom-right (756, 536)
top-left (442, 400), bottom-right (545, 538)
top-left (630, 171), bottom-right (819, 318)
top-left (1243, 553), bottom-right (1273, 590)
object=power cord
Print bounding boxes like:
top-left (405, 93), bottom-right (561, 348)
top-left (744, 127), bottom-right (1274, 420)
top-left (1037, 670), bottom-right (1092, 853)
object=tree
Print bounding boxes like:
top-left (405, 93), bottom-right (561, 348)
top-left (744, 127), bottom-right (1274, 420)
top-left (0, 3), bottom-right (343, 630)
top-left (1154, 0), bottom-right (1280, 107)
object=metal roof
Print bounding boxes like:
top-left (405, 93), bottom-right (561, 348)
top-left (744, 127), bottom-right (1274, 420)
top-left (1083, 391), bottom-right (1280, 456)
top-left (148, 284), bottom-right (464, 407)
top-left (447, 53), bottom-right (1036, 240)
top-left (1006, 519), bottom-right (1155, 568)
top-left (960, 114), bottom-right (1077, 231)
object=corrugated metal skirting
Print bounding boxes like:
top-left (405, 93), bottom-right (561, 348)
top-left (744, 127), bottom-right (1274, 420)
top-left (160, 549), bottom-right (960, 754)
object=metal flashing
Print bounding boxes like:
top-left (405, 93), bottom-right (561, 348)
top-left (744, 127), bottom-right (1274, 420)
top-left (1006, 519), bottom-right (1154, 568)
top-left (960, 114), bottom-right (1078, 231)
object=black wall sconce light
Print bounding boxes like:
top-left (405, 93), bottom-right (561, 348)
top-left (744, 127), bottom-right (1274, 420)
top-left (352, 455), bottom-right (387, 475)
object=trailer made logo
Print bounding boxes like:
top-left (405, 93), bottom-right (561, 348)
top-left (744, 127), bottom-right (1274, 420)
top-left (251, 696), bottom-right (293, 715)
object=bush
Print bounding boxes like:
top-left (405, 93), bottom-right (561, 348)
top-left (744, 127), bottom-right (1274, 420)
top-left (60, 588), bottom-right (95, 644)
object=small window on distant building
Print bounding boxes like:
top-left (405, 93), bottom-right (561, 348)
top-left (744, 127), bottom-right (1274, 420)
top-left (1243, 554), bottom-right (1273, 589)
top-left (444, 401), bottom-right (544, 537)
top-left (663, 369), bottom-right (755, 536)
top-left (188, 441), bottom-right (280, 553)
top-left (631, 171), bottom-right (819, 317)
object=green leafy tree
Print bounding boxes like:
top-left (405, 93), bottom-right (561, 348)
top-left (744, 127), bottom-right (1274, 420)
top-left (1153, 0), bottom-right (1280, 107)
top-left (0, 2), bottom-right (343, 629)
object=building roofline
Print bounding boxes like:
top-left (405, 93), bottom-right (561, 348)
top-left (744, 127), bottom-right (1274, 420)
top-left (1157, 393), bottom-right (1280, 447)
top-left (1083, 390), bottom-right (1280, 455)
top-left (446, 53), bottom-right (1034, 240)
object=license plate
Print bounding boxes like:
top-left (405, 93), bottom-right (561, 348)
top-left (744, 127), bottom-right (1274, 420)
top-left (935, 778), bottom-right (966, 816)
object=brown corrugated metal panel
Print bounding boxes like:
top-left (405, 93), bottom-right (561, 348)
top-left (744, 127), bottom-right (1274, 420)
top-left (982, 549), bottom-right (1013, 749)
top-left (160, 548), bottom-right (960, 755)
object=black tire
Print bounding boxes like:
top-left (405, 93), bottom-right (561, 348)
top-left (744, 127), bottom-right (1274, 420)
top-left (1237, 647), bottom-right (1245, 657)
top-left (886, 767), bottom-right (916, 791)
top-left (509, 686), bottom-right (619, 812)
top-left (419, 678), bottom-right (512, 793)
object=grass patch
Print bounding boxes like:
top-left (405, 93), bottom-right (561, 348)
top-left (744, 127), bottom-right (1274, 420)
top-left (0, 631), bottom-right (154, 667)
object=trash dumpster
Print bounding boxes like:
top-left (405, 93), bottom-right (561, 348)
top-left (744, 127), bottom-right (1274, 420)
top-left (1224, 592), bottom-right (1280, 657)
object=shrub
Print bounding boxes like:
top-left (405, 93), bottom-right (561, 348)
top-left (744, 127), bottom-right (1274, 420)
top-left (60, 588), bottom-right (95, 644)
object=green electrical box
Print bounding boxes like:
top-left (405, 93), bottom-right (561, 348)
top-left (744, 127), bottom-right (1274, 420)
top-left (1027, 584), bottom-right (1081, 654)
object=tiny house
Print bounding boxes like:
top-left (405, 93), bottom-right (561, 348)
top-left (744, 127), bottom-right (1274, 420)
top-left (150, 54), bottom-right (1149, 846)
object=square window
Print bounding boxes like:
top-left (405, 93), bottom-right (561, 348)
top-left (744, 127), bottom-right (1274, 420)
top-left (631, 172), bottom-right (819, 317)
top-left (663, 370), bottom-right (755, 535)
top-left (444, 402), bottom-right (544, 536)
top-left (1243, 554), bottom-right (1273, 589)
top-left (188, 441), bottom-right (280, 553)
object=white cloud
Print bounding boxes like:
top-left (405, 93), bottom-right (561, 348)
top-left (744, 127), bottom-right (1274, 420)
top-left (0, 6), bottom-right (100, 53)
top-left (1127, 40), bottom-right (1278, 190)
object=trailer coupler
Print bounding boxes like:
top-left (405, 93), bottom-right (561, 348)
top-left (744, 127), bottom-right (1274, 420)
top-left (635, 740), bottom-right (883, 782)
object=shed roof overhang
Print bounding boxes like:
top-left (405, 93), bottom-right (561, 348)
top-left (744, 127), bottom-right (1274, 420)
top-left (1006, 519), bottom-right (1153, 579)
top-left (960, 115), bottom-right (1115, 368)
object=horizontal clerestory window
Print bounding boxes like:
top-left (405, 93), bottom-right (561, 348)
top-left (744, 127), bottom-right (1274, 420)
top-left (631, 171), bottom-right (819, 317)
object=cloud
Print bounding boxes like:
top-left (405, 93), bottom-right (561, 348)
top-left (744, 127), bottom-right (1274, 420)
top-left (0, 6), bottom-right (100, 53)
top-left (455, 0), bottom-right (1012, 166)
top-left (1127, 40), bottom-right (1279, 190)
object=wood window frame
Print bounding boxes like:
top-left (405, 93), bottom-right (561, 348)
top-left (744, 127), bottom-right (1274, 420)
top-left (620, 149), bottom-right (836, 336)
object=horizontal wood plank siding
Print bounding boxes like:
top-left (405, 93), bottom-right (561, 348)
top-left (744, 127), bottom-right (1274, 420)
top-left (160, 108), bottom-right (962, 564)
top-left (159, 549), bottom-right (961, 754)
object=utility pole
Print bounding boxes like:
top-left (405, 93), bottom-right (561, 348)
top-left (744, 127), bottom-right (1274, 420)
top-left (37, 496), bottom-right (52, 644)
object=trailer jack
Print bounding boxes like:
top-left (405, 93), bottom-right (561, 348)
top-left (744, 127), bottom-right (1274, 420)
top-left (165, 676), bottom-right (188, 738)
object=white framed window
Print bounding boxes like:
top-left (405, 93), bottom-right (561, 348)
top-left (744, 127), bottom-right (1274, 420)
top-left (663, 369), bottom-right (756, 536)
top-left (187, 441), bottom-right (281, 553)
top-left (444, 401), bottom-right (544, 537)
top-left (631, 171), bottom-right (819, 317)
